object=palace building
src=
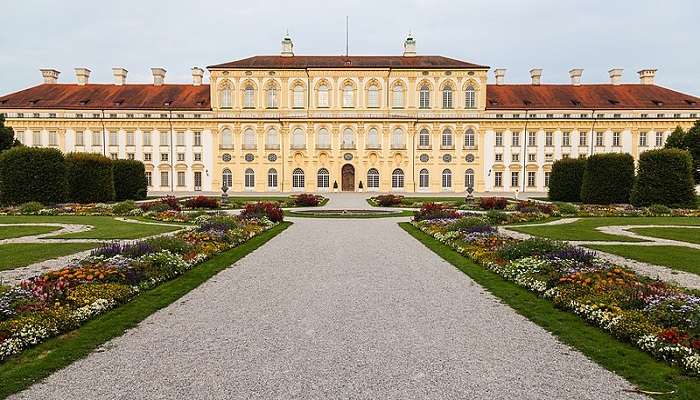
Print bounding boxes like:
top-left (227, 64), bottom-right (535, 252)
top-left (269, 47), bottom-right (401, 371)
top-left (1, 35), bottom-right (699, 194)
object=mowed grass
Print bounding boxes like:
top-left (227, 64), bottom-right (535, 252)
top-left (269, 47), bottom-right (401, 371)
top-left (0, 222), bottom-right (291, 398)
top-left (586, 245), bottom-right (700, 276)
top-left (0, 216), bottom-right (181, 239)
top-left (400, 222), bottom-right (700, 399)
top-left (0, 225), bottom-right (60, 240)
top-left (629, 227), bottom-right (700, 245)
top-left (0, 243), bottom-right (98, 271)
top-left (510, 217), bottom-right (700, 242)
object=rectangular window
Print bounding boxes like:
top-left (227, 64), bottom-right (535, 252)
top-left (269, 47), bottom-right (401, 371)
top-left (145, 171), bottom-right (152, 186)
top-left (527, 131), bottom-right (536, 146)
top-left (176, 131), bottom-right (185, 146)
top-left (639, 133), bottom-right (647, 147)
top-left (177, 171), bottom-right (185, 187)
top-left (126, 131), bottom-right (135, 146)
top-left (193, 132), bottom-right (202, 147)
top-left (442, 90), bottom-right (452, 109)
top-left (494, 171), bottom-right (503, 187)
top-left (656, 132), bottom-right (664, 146)
top-left (127, 153), bottom-right (135, 160)
top-left (495, 153), bottom-right (503, 162)
top-left (545, 171), bottom-right (551, 187)
top-left (161, 153), bottom-right (169, 162)
top-left (144, 153), bottom-right (152, 161)
top-left (545, 132), bottom-right (553, 146)
top-left (318, 89), bottom-right (329, 108)
top-left (511, 153), bottom-right (519, 162)
top-left (48, 131), bottom-right (58, 146)
top-left (160, 171), bottom-right (169, 187)
top-left (293, 88), bottom-right (304, 108)
top-left (527, 171), bottom-right (536, 187)
top-left (495, 132), bottom-right (503, 146)
top-left (343, 87), bottom-right (353, 108)
top-left (160, 131), bottom-right (169, 146)
top-left (177, 153), bottom-right (185, 162)
top-left (110, 153), bottom-right (118, 160)
top-left (613, 132), bottom-right (621, 147)
top-left (109, 131), bottom-right (118, 146)
top-left (512, 132), bottom-right (520, 147)
top-left (368, 88), bottom-right (379, 108)
top-left (545, 153), bottom-right (553, 162)
top-left (143, 132), bottom-right (152, 146)
top-left (562, 132), bottom-right (570, 147)
top-left (33, 131), bottom-right (42, 146)
top-left (511, 171), bottom-right (519, 188)
top-left (596, 132), bottom-right (604, 147)
top-left (528, 153), bottom-right (537, 162)
top-left (76, 131), bottom-right (84, 146)
top-left (194, 171), bottom-right (202, 190)
top-left (579, 132), bottom-right (587, 147)
top-left (194, 153), bottom-right (202, 161)
top-left (419, 90), bottom-right (430, 109)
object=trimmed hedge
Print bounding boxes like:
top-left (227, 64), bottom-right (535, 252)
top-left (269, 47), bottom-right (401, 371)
top-left (548, 157), bottom-right (586, 202)
top-left (65, 153), bottom-right (115, 203)
top-left (580, 153), bottom-right (635, 204)
top-left (112, 159), bottom-right (147, 200)
top-left (0, 147), bottom-right (67, 205)
top-left (630, 149), bottom-right (696, 208)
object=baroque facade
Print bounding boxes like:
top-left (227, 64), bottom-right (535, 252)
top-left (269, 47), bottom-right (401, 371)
top-left (1, 35), bottom-right (699, 194)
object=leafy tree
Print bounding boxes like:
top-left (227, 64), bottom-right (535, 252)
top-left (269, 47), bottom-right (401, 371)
top-left (630, 149), bottom-right (696, 208)
top-left (0, 115), bottom-right (20, 152)
top-left (665, 120), bottom-right (700, 183)
top-left (665, 126), bottom-right (687, 149)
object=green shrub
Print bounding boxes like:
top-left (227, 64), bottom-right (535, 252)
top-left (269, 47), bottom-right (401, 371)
top-left (65, 153), bottom-right (115, 203)
top-left (557, 202), bottom-right (578, 215)
top-left (485, 210), bottom-right (509, 225)
top-left (145, 236), bottom-right (192, 255)
top-left (548, 157), bottom-right (586, 202)
top-left (580, 153), bottom-right (635, 204)
top-left (112, 200), bottom-right (137, 215)
top-left (0, 147), bottom-right (67, 205)
top-left (18, 201), bottom-right (44, 214)
top-left (112, 159), bottom-right (147, 200)
top-left (647, 204), bottom-right (672, 215)
top-left (497, 238), bottom-right (564, 261)
top-left (448, 216), bottom-right (489, 232)
top-left (630, 149), bottom-right (696, 208)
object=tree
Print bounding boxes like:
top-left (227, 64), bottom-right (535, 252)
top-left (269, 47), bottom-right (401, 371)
top-left (112, 159), bottom-right (148, 200)
top-left (0, 147), bottom-right (67, 205)
top-left (630, 149), bottom-right (696, 208)
top-left (0, 115), bottom-right (20, 153)
top-left (548, 157), bottom-right (586, 202)
top-left (65, 153), bottom-right (115, 203)
top-left (580, 153), bottom-right (635, 204)
top-left (665, 121), bottom-right (700, 183)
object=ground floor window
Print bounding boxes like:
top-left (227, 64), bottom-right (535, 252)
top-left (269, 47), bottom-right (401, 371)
top-left (145, 171), bottom-right (152, 187)
top-left (194, 171), bottom-right (202, 190)
top-left (419, 169), bottom-right (429, 188)
top-left (245, 168), bottom-right (255, 188)
top-left (268, 168), bottom-right (278, 189)
top-left (317, 168), bottom-right (330, 188)
top-left (160, 171), bottom-right (169, 187)
top-left (367, 168), bottom-right (379, 188)
top-left (293, 168), bottom-right (305, 188)
top-left (392, 168), bottom-right (404, 188)
top-left (464, 169), bottom-right (474, 188)
top-left (222, 168), bottom-right (233, 189)
top-left (527, 171), bottom-right (536, 187)
top-left (494, 171), bottom-right (502, 187)
top-left (511, 171), bottom-right (519, 188)
top-left (544, 171), bottom-right (551, 187)
top-left (177, 171), bottom-right (185, 187)
top-left (442, 169), bottom-right (452, 189)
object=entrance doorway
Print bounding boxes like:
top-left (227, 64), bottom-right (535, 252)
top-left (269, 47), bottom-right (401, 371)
top-left (341, 164), bottom-right (355, 191)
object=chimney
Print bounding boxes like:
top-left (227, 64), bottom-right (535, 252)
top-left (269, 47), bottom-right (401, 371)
top-left (569, 68), bottom-right (583, 86)
top-left (403, 34), bottom-right (416, 57)
top-left (608, 68), bottom-right (623, 85)
top-left (494, 68), bottom-right (506, 85)
top-left (191, 67), bottom-right (204, 86)
top-left (112, 67), bottom-right (128, 85)
top-left (74, 68), bottom-right (91, 85)
top-left (40, 69), bottom-right (60, 84)
top-left (530, 68), bottom-right (542, 85)
top-left (638, 69), bottom-right (657, 85)
top-left (151, 68), bottom-right (166, 86)
top-left (281, 35), bottom-right (294, 57)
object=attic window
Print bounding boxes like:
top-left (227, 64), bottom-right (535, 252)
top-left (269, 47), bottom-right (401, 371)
top-left (79, 99), bottom-right (90, 105)
top-left (163, 101), bottom-right (172, 106)
top-left (489, 100), bottom-right (499, 105)
top-left (522, 100), bottom-right (532, 106)
top-left (570, 99), bottom-right (581, 106)
top-left (652, 100), bottom-right (664, 106)
top-left (196, 101), bottom-right (205, 106)
top-left (685, 100), bottom-right (697, 106)
top-left (344, 60), bottom-right (352, 67)
top-left (608, 99), bottom-right (620, 105)
top-left (0, 100), bottom-right (6, 105)
top-left (29, 99), bottom-right (40, 105)
top-left (114, 99), bottom-right (124, 106)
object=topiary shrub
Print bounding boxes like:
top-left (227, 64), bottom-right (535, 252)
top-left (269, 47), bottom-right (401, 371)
top-left (65, 153), bottom-right (114, 203)
top-left (580, 153), bottom-right (635, 204)
top-left (0, 147), bottom-right (67, 205)
top-left (183, 196), bottom-right (219, 209)
top-left (294, 193), bottom-right (320, 207)
top-left (630, 149), bottom-right (696, 208)
top-left (548, 157), bottom-right (586, 202)
top-left (479, 196), bottom-right (508, 210)
top-left (374, 194), bottom-right (404, 207)
top-left (414, 202), bottom-right (461, 221)
top-left (19, 201), bottom-right (45, 214)
top-left (239, 201), bottom-right (284, 222)
top-left (112, 200), bottom-right (137, 215)
top-left (485, 210), bottom-right (509, 225)
top-left (112, 159), bottom-right (147, 200)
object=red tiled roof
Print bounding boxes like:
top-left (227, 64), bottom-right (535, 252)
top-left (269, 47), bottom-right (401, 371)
top-left (0, 84), bottom-right (210, 110)
top-left (208, 55), bottom-right (488, 69)
top-left (485, 84), bottom-right (700, 110)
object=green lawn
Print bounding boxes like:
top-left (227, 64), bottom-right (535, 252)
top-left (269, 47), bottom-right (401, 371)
top-left (223, 195), bottom-right (328, 208)
top-left (629, 227), bottom-right (700, 245)
top-left (0, 222), bottom-right (291, 398)
top-left (0, 225), bottom-right (60, 239)
top-left (586, 245), bottom-right (700, 276)
top-left (0, 243), bottom-right (98, 271)
top-left (284, 209), bottom-right (415, 218)
top-left (0, 216), bottom-right (181, 239)
top-left (400, 222), bottom-right (700, 399)
top-left (510, 217), bottom-right (700, 242)
top-left (368, 196), bottom-right (467, 208)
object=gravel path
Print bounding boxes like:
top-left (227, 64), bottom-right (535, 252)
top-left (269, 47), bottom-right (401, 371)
top-left (12, 217), bottom-right (644, 400)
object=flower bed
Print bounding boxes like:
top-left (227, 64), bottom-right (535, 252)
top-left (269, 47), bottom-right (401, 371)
top-left (413, 215), bottom-right (700, 375)
top-left (0, 211), bottom-right (281, 362)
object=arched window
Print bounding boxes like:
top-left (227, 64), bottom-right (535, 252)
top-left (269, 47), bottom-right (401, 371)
top-left (343, 84), bottom-right (354, 107)
top-left (243, 84), bottom-right (255, 108)
top-left (342, 128), bottom-right (354, 148)
top-left (367, 84), bottom-right (379, 108)
top-left (222, 168), bottom-right (232, 189)
top-left (243, 128), bottom-right (256, 149)
top-left (292, 128), bottom-right (305, 149)
top-left (266, 128), bottom-right (279, 149)
top-left (292, 168), bottom-right (305, 188)
top-left (317, 84), bottom-right (329, 107)
top-left (392, 168), bottom-right (405, 189)
top-left (419, 128), bottom-right (430, 147)
top-left (392, 128), bottom-right (405, 149)
top-left (266, 85), bottom-right (278, 108)
top-left (367, 128), bottom-right (379, 149)
top-left (442, 85), bottom-right (453, 109)
top-left (442, 169), bottom-right (452, 189)
top-left (392, 84), bottom-right (404, 108)
top-left (464, 128), bottom-right (476, 148)
top-left (293, 85), bottom-right (305, 108)
top-left (419, 168), bottom-right (429, 189)
top-left (441, 129), bottom-right (453, 148)
top-left (244, 168), bottom-right (255, 188)
top-left (221, 128), bottom-right (233, 149)
top-left (267, 168), bottom-right (278, 189)
top-left (218, 81), bottom-right (233, 108)
top-left (367, 168), bottom-right (379, 189)
top-left (465, 85), bottom-right (476, 109)
top-left (317, 128), bottom-right (330, 149)
top-left (317, 168), bottom-right (330, 188)
top-left (419, 85), bottom-right (430, 109)
top-left (465, 169), bottom-right (475, 189)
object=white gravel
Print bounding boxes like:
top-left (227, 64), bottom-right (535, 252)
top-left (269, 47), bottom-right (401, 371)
top-left (12, 217), bottom-right (644, 400)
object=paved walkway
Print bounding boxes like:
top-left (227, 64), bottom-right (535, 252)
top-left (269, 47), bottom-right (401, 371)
top-left (13, 217), bottom-right (643, 399)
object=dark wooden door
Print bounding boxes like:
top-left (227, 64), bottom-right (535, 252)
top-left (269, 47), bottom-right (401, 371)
top-left (341, 164), bottom-right (355, 191)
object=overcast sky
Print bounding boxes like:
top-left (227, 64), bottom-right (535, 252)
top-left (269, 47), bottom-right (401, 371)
top-left (1, 0), bottom-right (698, 95)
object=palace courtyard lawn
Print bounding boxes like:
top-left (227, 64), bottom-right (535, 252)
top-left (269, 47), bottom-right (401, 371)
top-left (628, 227), bottom-right (700, 245)
top-left (584, 245), bottom-right (700, 276)
top-left (0, 225), bottom-right (60, 240)
top-left (0, 243), bottom-right (98, 272)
